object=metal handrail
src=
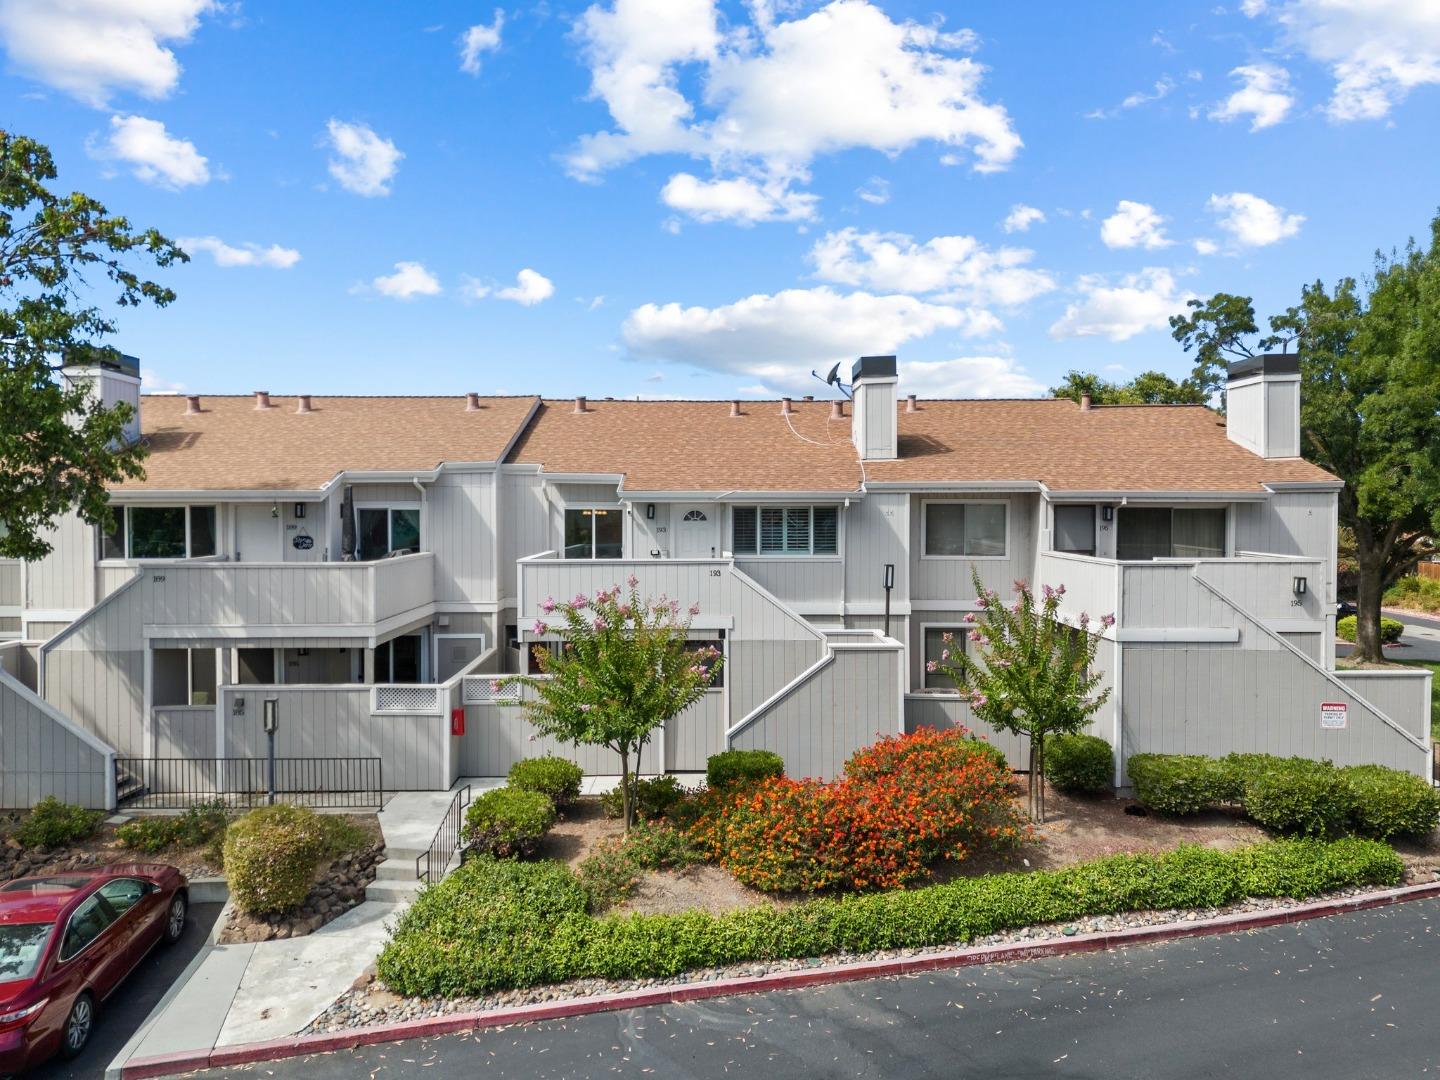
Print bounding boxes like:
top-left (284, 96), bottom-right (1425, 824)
top-left (114, 756), bottom-right (383, 810)
top-left (416, 784), bottom-right (472, 884)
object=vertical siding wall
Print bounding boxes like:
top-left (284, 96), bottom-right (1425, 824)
top-left (498, 469), bottom-right (551, 602)
top-left (732, 559), bottom-right (843, 610)
top-left (0, 561), bottom-right (20, 607)
top-left (904, 695), bottom-right (1029, 767)
top-left (729, 639), bottom-right (903, 780)
top-left (843, 492), bottom-right (909, 607)
top-left (909, 493), bottom-right (1039, 601)
top-left (1, 673), bottom-right (112, 810)
top-left (24, 511), bottom-right (97, 612)
top-left (427, 470), bottom-right (497, 604)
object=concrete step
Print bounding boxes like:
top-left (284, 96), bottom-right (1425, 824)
top-left (374, 859), bottom-right (420, 882)
top-left (365, 878), bottom-right (423, 904)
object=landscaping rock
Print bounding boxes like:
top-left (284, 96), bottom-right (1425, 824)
top-left (218, 841), bottom-right (382, 945)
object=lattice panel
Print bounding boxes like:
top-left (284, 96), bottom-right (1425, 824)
top-left (462, 677), bottom-right (521, 705)
top-left (372, 685), bottom-right (443, 714)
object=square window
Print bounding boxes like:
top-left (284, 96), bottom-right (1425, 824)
top-left (923, 627), bottom-right (963, 690)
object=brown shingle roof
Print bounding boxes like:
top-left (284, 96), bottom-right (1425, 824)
top-left (506, 399), bottom-right (863, 492)
top-left (868, 399), bottom-right (1336, 491)
top-left (116, 394), bottom-right (539, 491)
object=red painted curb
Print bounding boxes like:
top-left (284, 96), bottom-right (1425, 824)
top-left (121, 880), bottom-right (1440, 1078)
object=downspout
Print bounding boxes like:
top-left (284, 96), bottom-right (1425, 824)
top-left (412, 477), bottom-right (429, 551)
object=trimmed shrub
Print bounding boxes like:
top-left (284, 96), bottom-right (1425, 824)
top-left (691, 728), bottom-right (1025, 892)
top-left (507, 757), bottom-right (583, 810)
top-left (1336, 615), bottom-right (1403, 644)
top-left (1044, 734), bottom-right (1113, 795)
top-left (1342, 764), bottom-right (1440, 840)
top-left (705, 750), bottom-right (784, 791)
top-left (16, 797), bottom-right (103, 849)
top-left (1241, 758), bottom-right (1358, 837)
top-left (117, 802), bottom-right (228, 854)
top-left (600, 776), bottom-right (688, 822)
top-left (223, 805), bottom-right (330, 915)
top-left (1127, 754), bottom-right (1238, 815)
top-left (463, 786), bottom-right (556, 859)
top-left (376, 838), bottom-right (1402, 996)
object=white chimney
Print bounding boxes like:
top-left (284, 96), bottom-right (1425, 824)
top-left (61, 351), bottom-right (142, 445)
top-left (1226, 354), bottom-right (1300, 458)
top-left (850, 355), bottom-right (898, 460)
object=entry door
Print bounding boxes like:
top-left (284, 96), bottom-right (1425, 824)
top-left (673, 504), bottom-right (719, 559)
top-left (235, 504), bottom-right (281, 563)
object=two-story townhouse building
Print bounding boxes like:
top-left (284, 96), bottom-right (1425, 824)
top-left (0, 354), bottom-right (1431, 810)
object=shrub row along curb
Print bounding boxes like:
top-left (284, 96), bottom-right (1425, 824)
top-left (120, 878), bottom-right (1440, 1080)
top-left (376, 837), bottom-right (1403, 997)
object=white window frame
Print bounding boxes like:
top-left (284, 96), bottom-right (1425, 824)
top-left (562, 504), bottom-right (625, 560)
top-left (433, 632), bottom-right (488, 681)
top-left (729, 505), bottom-right (843, 559)
top-left (918, 622), bottom-right (967, 692)
top-left (919, 499), bottom-right (1010, 561)
top-left (102, 504), bottom-right (219, 562)
top-left (354, 501), bottom-right (423, 558)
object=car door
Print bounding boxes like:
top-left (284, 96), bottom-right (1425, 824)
top-left (56, 893), bottom-right (125, 1000)
top-left (97, 879), bottom-right (161, 973)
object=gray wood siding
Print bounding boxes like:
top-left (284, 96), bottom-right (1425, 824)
top-left (25, 511), bottom-right (96, 612)
top-left (0, 561), bottom-right (19, 607)
top-left (727, 640), bottom-right (826, 722)
top-left (218, 686), bottom-right (447, 790)
top-left (844, 493), bottom-right (909, 606)
top-left (665, 691), bottom-right (726, 771)
top-left (151, 705), bottom-right (217, 760)
top-left (1, 673), bottom-right (112, 810)
top-left (459, 703), bottom-right (622, 777)
top-left (1118, 559), bottom-right (1325, 628)
top-left (730, 641), bottom-right (903, 780)
top-left (733, 559), bottom-right (842, 609)
top-left (910, 493), bottom-right (1038, 602)
top-left (1334, 671), bottom-right (1433, 747)
top-left (498, 469), bottom-right (550, 600)
top-left (428, 471), bottom-right (497, 603)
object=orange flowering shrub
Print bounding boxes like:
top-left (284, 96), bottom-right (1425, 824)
top-left (689, 728), bottom-right (1026, 892)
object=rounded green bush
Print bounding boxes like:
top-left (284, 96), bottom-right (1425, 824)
top-left (463, 786), bottom-right (556, 858)
top-left (1043, 734), bottom-right (1113, 795)
top-left (1342, 764), bottom-right (1440, 840)
top-left (1336, 614), bottom-right (1403, 644)
top-left (16, 797), bottom-right (103, 849)
top-left (1127, 754), bottom-right (1236, 815)
top-left (1241, 758), bottom-right (1358, 837)
top-left (507, 756), bottom-right (584, 810)
top-left (706, 750), bottom-right (784, 790)
top-left (600, 775), bottom-right (687, 821)
top-left (222, 805), bottom-right (329, 915)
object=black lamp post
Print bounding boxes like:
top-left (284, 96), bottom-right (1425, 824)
top-left (883, 563), bottom-right (895, 638)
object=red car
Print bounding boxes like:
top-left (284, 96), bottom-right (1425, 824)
top-left (0, 864), bottom-right (188, 1075)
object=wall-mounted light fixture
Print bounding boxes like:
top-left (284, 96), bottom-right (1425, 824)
top-left (294, 502), bottom-right (306, 519)
top-left (270, 501), bottom-right (280, 519)
top-left (1102, 505), bottom-right (1115, 522)
top-left (1293, 576), bottom-right (1307, 596)
top-left (646, 503), bottom-right (656, 520)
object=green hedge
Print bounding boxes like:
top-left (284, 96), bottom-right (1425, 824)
top-left (1044, 734), bottom-right (1114, 795)
top-left (600, 776), bottom-right (688, 821)
top-left (16, 797), bottom-right (104, 849)
top-left (376, 838), bottom-right (1402, 996)
top-left (463, 786), bottom-right (556, 858)
top-left (223, 806), bottom-right (329, 915)
top-left (705, 750), bottom-right (784, 790)
top-left (1127, 752), bottom-right (1439, 840)
top-left (1336, 615), bottom-right (1404, 644)
top-left (507, 757), bottom-right (584, 810)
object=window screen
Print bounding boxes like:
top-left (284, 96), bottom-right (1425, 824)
top-left (1118, 507), bottom-right (1225, 560)
top-left (812, 507), bottom-right (839, 554)
top-left (923, 627), bottom-right (963, 690)
top-left (1053, 505), bottom-right (1096, 556)
top-left (189, 506), bottom-right (217, 557)
top-left (732, 507), bottom-right (757, 554)
top-left (925, 503), bottom-right (1008, 557)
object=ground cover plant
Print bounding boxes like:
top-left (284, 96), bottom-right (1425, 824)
top-left (14, 797), bottom-right (104, 849)
top-left (1383, 574), bottom-right (1440, 615)
top-left (688, 727), bottom-right (1027, 892)
top-left (376, 838), bottom-right (1402, 997)
top-left (463, 786), bottom-right (557, 858)
top-left (116, 801), bottom-right (228, 854)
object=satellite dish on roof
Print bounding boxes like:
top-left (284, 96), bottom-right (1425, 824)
top-left (811, 362), bottom-right (853, 399)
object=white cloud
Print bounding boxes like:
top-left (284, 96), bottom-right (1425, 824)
top-left (139, 367), bottom-right (186, 393)
top-left (466, 268), bottom-right (556, 306)
top-left (1100, 200), bottom-right (1171, 250)
top-left (807, 228), bottom-right (1056, 307)
top-left (178, 236), bottom-right (300, 268)
top-left (856, 177), bottom-right (890, 205)
top-left (898, 356), bottom-right (1043, 398)
top-left (1267, 0), bottom-right (1440, 120)
top-left (568, 0), bottom-right (1019, 223)
top-left (1121, 75), bottom-right (1176, 109)
top-left (622, 286), bottom-right (999, 389)
top-left (1001, 204), bottom-right (1045, 233)
top-left (1206, 191), bottom-right (1305, 247)
top-left (89, 115), bottom-right (210, 188)
top-left (0, 0), bottom-right (215, 106)
top-left (1209, 63), bottom-right (1294, 130)
top-left (660, 172), bottom-right (818, 224)
top-left (361, 261), bottom-right (442, 300)
top-left (1049, 268), bottom-right (1196, 342)
top-left (325, 119), bottom-right (403, 197)
top-left (1241, 0), bottom-right (1267, 14)
top-left (459, 9), bottom-right (504, 75)
top-left (1194, 238), bottom-right (1220, 255)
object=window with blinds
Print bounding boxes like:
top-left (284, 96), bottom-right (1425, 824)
top-left (731, 506), bottom-right (839, 555)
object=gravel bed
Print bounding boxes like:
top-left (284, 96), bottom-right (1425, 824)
top-left (305, 882), bottom-right (1415, 1034)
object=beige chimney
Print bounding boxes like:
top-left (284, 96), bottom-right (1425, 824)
top-left (296, 395), bottom-right (313, 414)
top-left (184, 395), bottom-right (202, 415)
top-left (729, 401), bottom-right (741, 417)
top-left (254, 391), bottom-right (271, 410)
top-left (1079, 393), bottom-right (1092, 412)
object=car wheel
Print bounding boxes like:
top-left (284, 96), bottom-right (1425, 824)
top-left (164, 892), bottom-right (188, 945)
top-left (59, 992), bottom-right (94, 1060)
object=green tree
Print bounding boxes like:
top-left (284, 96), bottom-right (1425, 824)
top-left (933, 570), bottom-right (1112, 822)
top-left (505, 577), bottom-right (722, 829)
top-left (1168, 292), bottom-right (1273, 402)
top-left (0, 131), bottom-right (186, 560)
top-left (1050, 369), bottom-right (1207, 405)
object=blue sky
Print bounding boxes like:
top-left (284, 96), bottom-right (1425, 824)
top-left (3, 0), bottom-right (1438, 400)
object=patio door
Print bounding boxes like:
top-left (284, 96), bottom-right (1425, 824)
top-left (673, 504), bottom-right (719, 559)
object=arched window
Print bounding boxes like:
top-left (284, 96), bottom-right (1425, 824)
top-left (682, 510), bottom-right (708, 522)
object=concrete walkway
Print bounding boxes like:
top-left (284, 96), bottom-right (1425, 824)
top-left (109, 781), bottom-right (477, 1076)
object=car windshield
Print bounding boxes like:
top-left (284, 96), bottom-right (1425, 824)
top-left (0, 923), bottom-right (54, 982)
